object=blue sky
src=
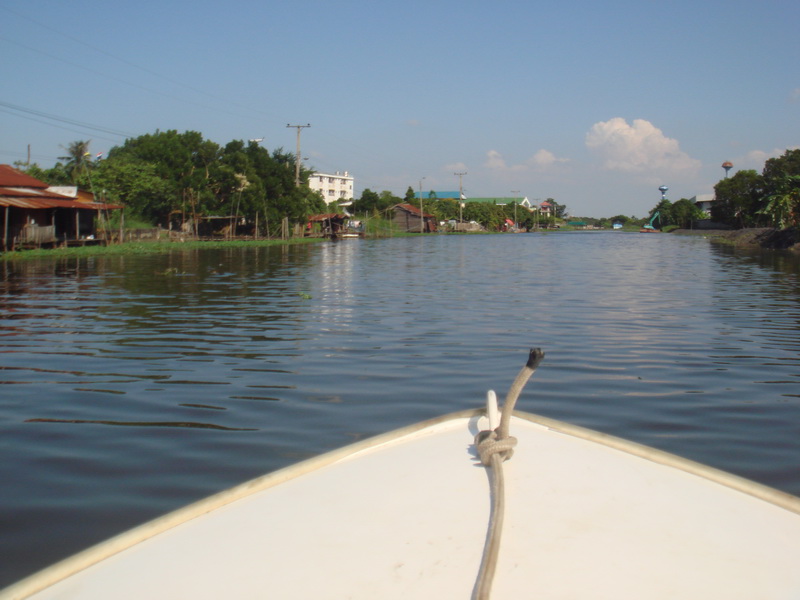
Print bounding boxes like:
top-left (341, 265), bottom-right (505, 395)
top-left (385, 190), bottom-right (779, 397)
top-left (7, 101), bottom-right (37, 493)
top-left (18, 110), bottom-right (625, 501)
top-left (2, 0), bottom-right (798, 217)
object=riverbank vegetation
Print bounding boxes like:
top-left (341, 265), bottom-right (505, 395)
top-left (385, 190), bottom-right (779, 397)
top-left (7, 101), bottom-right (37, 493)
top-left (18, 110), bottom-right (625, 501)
top-left (18, 134), bottom-right (798, 241)
top-left (0, 237), bottom-right (326, 262)
top-left (23, 132), bottom-right (326, 237)
top-left (642, 149), bottom-right (800, 232)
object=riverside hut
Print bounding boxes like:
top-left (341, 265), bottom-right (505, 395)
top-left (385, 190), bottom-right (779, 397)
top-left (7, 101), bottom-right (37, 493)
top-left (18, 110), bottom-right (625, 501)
top-left (0, 165), bottom-right (122, 251)
top-left (390, 203), bottom-right (437, 233)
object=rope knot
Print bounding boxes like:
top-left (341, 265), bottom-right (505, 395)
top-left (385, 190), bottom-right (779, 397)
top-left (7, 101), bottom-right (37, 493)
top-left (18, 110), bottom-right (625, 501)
top-left (474, 428), bottom-right (518, 466)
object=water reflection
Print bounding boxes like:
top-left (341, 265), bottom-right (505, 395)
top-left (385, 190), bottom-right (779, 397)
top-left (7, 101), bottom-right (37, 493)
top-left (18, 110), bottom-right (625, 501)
top-left (25, 417), bottom-right (256, 431)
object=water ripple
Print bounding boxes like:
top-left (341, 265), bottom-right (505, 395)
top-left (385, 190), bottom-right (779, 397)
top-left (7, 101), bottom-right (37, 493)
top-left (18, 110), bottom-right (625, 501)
top-left (1, 235), bottom-right (799, 587)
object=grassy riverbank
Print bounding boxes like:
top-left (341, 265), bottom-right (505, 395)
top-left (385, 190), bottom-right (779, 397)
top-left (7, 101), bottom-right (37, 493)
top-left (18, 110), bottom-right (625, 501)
top-left (0, 237), bottom-right (325, 262)
top-left (673, 227), bottom-right (800, 252)
top-left (6, 226), bottom-right (799, 263)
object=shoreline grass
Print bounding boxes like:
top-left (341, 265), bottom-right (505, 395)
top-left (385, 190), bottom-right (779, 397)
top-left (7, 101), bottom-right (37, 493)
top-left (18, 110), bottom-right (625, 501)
top-left (0, 237), bottom-right (325, 262)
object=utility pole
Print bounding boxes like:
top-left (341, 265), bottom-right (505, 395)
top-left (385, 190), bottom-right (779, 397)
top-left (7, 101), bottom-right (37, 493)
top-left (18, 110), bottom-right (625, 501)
top-left (286, 124), bottom-right (310, 186)
top-left (511, 190), bottom-right (520, 229)
top-left (455, 171), bottom-right (467, 227)
top-left (418, 177), bottom-right (426, 233)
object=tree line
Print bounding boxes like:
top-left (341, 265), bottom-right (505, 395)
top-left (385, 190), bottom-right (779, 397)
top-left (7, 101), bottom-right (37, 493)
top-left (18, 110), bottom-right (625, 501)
top-left (710, 149), bottom-right (800, 229)
top-left (643, 149), bottom-right (800, 230)
top-left (23, 131), bottom-right (326, 235)
top-left (28, 133), bottom-right (795, 234)
top-left (351, 188), bottom-right (567, 231)
top-left (22, 133), bottom-right (569, 233)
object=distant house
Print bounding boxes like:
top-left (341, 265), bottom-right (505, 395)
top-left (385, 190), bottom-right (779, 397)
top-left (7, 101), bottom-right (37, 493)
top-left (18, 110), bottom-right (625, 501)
top-left (415, 192), bottom-right (534, 210)
top-left (0, 164), bottom-right (122, 251)
top-left (468, 196), bottom-right (533, 209)
top-left (390, 203), bottom-right (437, 233)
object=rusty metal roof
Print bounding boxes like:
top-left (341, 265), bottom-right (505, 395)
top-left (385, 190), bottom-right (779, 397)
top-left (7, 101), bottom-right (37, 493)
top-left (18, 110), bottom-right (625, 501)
top-left (0, 189), bottom-right (122, 210)
top-left (0, 164), bottom-right (123, 210)
top-left (0, 164), bottom-right (48, 189)
top-left (392, 203), bottom-right (435, 218)
top-left (0, 196), bottom-right (115, 210)
top-left (309, 213), bottom-right (346, 222)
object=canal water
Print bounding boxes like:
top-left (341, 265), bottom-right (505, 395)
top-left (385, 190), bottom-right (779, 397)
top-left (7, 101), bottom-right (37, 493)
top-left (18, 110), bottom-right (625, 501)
top-left (1, 232), bottom-right (799, 587)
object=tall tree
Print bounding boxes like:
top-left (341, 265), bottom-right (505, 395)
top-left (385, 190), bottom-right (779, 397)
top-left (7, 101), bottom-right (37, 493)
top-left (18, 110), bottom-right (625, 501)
top-left (670, 198), bottom-right (705, 229)
top-left (712, 170), bottom-right (765, 228)
top-left (352, 188), bottom-right (381, 214)
top-left (762, 149), bottom-right (800, 182)
top-left (92, 159), bottom-right (174, 225)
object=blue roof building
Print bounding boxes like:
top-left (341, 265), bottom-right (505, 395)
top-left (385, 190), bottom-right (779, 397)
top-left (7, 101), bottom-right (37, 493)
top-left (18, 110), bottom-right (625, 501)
top-left (413, 191), bottom-right (464, 200)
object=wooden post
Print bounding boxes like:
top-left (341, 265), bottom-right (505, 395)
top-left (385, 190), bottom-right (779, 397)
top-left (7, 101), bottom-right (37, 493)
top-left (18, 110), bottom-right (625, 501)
top-left (3, 206), bottom-right (8, 250)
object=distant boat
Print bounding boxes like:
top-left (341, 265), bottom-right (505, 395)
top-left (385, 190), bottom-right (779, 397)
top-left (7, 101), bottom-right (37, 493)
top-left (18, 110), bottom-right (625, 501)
top-left (4, 350), bottom-right (800, 599)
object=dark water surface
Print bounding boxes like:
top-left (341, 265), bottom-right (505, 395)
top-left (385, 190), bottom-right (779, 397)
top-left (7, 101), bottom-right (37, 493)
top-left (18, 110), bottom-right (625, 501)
top-left (1, 232), bottom-right (799, 586)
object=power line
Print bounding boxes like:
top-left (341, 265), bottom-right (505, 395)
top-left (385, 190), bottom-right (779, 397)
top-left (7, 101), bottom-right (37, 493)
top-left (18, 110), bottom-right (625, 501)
top-left (0, 36), bottom-right (267, 125)
top-left (0, 6), bottom-right (280, 123)
top-left (0, 101), bottom-right (135, 139)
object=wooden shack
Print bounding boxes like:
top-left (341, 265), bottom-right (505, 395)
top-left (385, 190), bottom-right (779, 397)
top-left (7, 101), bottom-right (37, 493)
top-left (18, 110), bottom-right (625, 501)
top-left (0, 165), bottom-right (122, 251)
top-left (306, 213), bottom-right (347, 238)
top-left (390, 203), bottom-right (437, 233)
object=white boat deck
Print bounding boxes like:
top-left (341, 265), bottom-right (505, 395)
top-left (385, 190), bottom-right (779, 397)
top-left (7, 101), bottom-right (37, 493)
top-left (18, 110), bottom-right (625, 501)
top-left (4, 409), bottom-right (800, 599)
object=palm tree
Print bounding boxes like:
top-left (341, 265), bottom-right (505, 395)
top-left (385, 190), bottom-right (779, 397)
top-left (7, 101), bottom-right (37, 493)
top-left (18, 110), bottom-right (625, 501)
top-left (59, 140), bottom-right (92, 183)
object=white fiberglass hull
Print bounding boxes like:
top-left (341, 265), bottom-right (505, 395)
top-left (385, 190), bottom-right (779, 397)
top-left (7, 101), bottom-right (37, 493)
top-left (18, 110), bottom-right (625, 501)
top-left (3, 406), bottom-right (800, 599)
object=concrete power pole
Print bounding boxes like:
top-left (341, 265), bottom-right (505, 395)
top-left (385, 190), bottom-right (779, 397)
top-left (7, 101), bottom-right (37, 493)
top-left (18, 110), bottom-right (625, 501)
top-left (454, 171), bottom-right (467, 227)
top-left (511, 190), bottom-right (520, 229)
top-left (286, 124), bottom-right (310, 186)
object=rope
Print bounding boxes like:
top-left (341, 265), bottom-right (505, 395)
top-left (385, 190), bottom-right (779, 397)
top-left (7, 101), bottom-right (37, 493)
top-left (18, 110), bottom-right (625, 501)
top-left (472, 348), bottom-right (545, 600)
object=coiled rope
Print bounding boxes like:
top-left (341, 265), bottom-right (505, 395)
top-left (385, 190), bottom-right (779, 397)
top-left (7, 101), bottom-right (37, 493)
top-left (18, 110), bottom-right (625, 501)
top-left (473, 348), bottom-right (545, 600)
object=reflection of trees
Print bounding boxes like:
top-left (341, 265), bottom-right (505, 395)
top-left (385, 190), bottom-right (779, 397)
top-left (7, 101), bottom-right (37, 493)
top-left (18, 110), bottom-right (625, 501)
top-left (0, 246), bottom-right (320, 341)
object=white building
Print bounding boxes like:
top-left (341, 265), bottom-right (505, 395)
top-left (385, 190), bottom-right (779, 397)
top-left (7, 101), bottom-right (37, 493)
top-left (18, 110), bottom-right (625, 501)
top-left (692, 194), bottom-right (715, 215)
top-left (309, 171), bottom-right (354, 206)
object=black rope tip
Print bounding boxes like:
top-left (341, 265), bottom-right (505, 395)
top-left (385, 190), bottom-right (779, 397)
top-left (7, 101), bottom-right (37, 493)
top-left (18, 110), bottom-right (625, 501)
top-left (526, 348), bottom-right (545, 369)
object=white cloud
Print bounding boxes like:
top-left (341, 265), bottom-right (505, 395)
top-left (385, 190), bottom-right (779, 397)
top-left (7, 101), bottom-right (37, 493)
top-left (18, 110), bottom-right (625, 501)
top-left (485, 149), bottom-right (511, 170)
top-left (484, 149), bottom-right (568, 172)
top-left (743, 149), bottom-right (772, 166)
top-left (740, 147), bottom-right (800, 170)
top-left (528, 149), bottom-right (569, 169)
top-left (443, 161), bottom-right (468, 172)
top-left (585, 117), bottom-right (700, 173)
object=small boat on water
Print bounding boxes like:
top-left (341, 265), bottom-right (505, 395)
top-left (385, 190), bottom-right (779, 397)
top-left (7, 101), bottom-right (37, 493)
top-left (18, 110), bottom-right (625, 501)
top-left (3, 350), bottom-right (800, 599)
